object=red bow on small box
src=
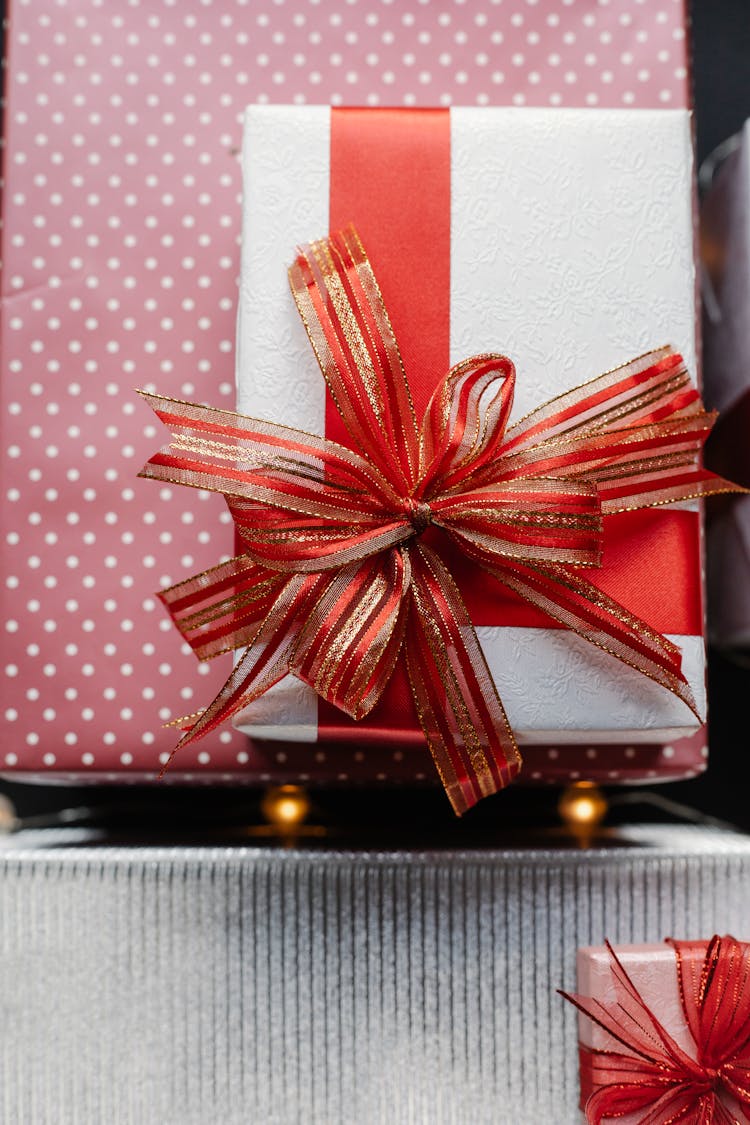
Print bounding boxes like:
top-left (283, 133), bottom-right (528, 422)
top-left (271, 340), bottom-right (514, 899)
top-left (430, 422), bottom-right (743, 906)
top-left (562, 936), bottom-right (750, 1124)
top-left (139, 225), bottom-right (739, 814)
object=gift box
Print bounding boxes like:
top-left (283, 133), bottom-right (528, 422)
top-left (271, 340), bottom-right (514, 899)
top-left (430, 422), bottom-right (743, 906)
top-left (0, 0), bottom-right (698, 783)
top-left (571, 936), bottom-right (750, 1122)
top-left (3, 823), bottom-right (750, 1124)
top-left (702, 118), bottom-right (750, 657)
top-left (224, 103), bottom-right (707, 793)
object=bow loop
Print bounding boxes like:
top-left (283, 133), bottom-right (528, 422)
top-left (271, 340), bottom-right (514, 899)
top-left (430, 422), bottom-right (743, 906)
top-left (496, 347), bottom-right (739, 510)
top-left (433, 478), bottom-right (603, 568)
top-left (227, 495), bottom-right (412, 573)
top-left (418, 353), bottom-right (516, 494)
top-left (157, 554), bottom-right (289, 661)
top-left (289, 224), bottom-right (421, 494)
top-left (291, 548), bottom-right (411, 720)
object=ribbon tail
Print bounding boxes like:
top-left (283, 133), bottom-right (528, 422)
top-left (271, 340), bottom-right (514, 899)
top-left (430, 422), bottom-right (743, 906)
top-left (291, 548), bottom-right (411, 720)
top-left (585, 1083), bottom-right (707, 1125)
top-left (709, 1098), bottom-right (742, 1125)
top-left (490, 346), bottom-right (748, 513)
top-left (470, 551), bottom-right (698, 718)
top-left (138, 390), bottom-right (406, 570)
top-left (598, 465), bottom-right (747, 514)
top-left (158, 554), bottom-right (288, 661)
top-left (562, 985), bottom-right (697, 1074)
top-left (162, 572), bottom-right (327, 770)
top-left (502, 346), bottom-right (694, 455)
top-left (405, 542), bottom-right (521, 816)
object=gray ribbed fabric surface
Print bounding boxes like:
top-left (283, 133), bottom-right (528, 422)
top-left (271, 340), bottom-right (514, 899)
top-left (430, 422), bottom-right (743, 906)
top-left (2, 825), bottom-right (750, 1125)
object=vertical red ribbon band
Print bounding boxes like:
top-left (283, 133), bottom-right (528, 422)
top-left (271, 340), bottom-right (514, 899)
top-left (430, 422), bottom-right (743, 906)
top-left (321, 108), bottom-right (453, 738)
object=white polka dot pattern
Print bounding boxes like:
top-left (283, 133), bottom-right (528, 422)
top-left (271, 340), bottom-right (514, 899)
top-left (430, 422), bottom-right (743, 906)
top-left (1, 0), bottom-right (700, 782)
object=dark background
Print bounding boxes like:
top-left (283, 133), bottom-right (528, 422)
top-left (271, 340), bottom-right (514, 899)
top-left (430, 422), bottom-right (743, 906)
top-left (1, 0), bottom-right (750, 844)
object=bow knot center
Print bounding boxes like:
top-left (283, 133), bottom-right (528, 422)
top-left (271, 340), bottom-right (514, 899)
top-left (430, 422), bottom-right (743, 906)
top-left (698, 1065), bottom-right (724, 1094)
top-left (403, 498), bottom-right (432, 537)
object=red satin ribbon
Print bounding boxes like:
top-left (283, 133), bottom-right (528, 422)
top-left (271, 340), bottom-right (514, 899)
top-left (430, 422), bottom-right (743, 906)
top-left (140, 223), bottom-right (739, 814)
top-left (329, 107), bottom-right (452, 429)
top-left (562, 936), bottom-right (750, 1124)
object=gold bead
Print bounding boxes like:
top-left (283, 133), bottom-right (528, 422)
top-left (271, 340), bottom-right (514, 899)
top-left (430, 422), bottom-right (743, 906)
top-left (260, 784), bottom-right (311, 831)
top-left (0, 795), bottom-right (17, 835)
top-left (557, 781), bottom-right (608, 835)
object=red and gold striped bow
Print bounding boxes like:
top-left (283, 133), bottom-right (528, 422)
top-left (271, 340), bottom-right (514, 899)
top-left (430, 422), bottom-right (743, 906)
top-left (139, 225), bottom-right (738, 815)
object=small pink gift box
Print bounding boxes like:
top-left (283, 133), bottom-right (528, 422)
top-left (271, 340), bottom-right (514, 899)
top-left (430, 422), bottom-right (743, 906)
top-left (572, 939), bottom-right (750, 1124)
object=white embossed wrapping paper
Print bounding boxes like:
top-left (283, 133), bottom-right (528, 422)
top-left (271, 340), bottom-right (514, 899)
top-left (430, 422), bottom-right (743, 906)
top-left (2, 826), bottom-right (750, 1125)
top-left (234, 105), bottom-right (703, 749)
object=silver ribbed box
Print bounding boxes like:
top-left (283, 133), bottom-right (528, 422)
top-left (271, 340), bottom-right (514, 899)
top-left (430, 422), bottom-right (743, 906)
top-left (2, 825), bottom-right (750, 1124)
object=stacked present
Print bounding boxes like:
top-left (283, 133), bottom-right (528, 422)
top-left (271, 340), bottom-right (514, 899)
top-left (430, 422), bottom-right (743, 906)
top-left (2, 2), bottom-right (750, 1123)
top-left (0, 0), bottom-right (713, 789)
top-left (140, 102), bottom-right (734, 814)
top-left (2, 828), bottom-right (750, 1124)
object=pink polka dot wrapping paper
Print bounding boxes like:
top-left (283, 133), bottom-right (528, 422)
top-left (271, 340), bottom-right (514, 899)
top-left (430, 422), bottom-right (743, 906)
top-left (0, 0), bottom-right (704, 787)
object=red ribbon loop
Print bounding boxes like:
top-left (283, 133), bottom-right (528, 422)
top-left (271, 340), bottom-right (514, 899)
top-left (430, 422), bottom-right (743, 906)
top-left (140, 224), bottom-right (742, 814)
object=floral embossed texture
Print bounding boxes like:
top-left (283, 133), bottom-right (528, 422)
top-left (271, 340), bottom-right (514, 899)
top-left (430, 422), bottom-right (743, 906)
top-left (475, 629), bottom-right (705, 737)
top-left (236, 109), bottom-right (329, 435)
top-left (449, 108), bottom-right (696, 419)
